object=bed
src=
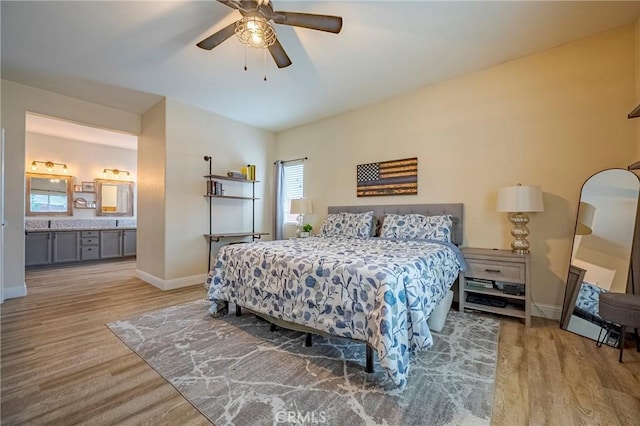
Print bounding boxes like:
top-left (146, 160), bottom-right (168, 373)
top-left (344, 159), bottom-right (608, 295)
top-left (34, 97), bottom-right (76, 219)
top-left (205, 203), bottom-right (465, 388)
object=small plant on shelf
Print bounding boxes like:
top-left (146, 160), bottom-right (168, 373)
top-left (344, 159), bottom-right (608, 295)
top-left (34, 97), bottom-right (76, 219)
top-left (300, 223), bottom-right (313, 238)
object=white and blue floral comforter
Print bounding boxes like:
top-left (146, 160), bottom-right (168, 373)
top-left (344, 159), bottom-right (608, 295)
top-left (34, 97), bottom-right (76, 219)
top-left (575, 281), bottom-right (608, 318)
top-left (205, 236), bottom-right (465, 388)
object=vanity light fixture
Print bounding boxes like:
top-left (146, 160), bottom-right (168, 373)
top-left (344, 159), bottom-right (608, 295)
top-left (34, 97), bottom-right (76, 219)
top-left (102, 168), bottom-right (130, 178)
top-left (496, 184), bottom-right (544, 254)
top-left (30, 160), bottom-right (69, 173)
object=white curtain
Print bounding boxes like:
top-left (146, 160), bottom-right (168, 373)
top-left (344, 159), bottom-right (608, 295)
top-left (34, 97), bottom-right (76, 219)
top-left (273, 161), bottom-right (285, 240)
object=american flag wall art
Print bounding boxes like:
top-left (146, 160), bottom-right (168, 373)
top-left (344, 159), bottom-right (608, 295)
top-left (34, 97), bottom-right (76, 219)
top-left (356, 157), bottom-right (418, 197)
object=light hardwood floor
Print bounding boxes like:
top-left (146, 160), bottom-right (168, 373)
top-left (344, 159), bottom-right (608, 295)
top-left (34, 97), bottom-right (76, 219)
top-left (2, 260), bottom-right (209, 425)
top-left (2, 260), bottom-right (639, 425)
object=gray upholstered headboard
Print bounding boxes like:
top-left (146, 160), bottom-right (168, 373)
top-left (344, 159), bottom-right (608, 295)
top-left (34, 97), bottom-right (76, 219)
top-left (328, 203), bottom-right (464, 245)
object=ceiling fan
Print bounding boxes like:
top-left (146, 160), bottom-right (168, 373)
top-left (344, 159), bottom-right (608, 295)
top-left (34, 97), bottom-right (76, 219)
top-left (197, 0), bottom-right (343, 69)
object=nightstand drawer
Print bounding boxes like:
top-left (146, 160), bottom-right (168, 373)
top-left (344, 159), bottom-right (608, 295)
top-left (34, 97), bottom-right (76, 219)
top-left (465, 260), bottom-right (525, 284)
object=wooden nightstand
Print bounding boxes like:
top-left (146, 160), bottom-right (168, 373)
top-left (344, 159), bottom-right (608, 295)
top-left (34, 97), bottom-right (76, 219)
top-left (459, 247), bottom-right (531, 327)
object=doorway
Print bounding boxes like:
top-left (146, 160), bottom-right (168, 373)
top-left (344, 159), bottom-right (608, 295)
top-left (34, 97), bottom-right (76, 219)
top-left (24, 113), bottom-right (138, 273)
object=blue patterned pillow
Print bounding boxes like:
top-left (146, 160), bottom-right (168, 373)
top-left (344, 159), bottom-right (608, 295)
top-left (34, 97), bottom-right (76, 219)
top-left (423, 215), bottom-right (453, 242)
top-left (379, 214), bottom-right (428, 239)
top-left (379, 213), bottom-right (453, 242)
top-left (319, 211), bottom-right (373, 238)
top-left (319, 213), bottom-right (345, 237)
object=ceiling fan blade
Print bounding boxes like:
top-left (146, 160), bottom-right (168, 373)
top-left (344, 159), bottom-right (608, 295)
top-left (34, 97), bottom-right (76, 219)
top-left (216, 0), bottom-right (243, 10)
top-left (272, 11), bottom-right (343, 34)
top-left (268, 40), bottom-right (292, 68)
top-left (197, 22), bottom-right (237, 50)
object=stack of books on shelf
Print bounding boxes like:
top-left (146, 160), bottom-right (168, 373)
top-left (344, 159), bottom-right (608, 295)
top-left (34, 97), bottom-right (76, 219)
top-left (466, 278), bottom-right (494, 289)
top-left (206, 180), bottom-right (223, 195)
top-left (241, 164), bottom-right (256, 180)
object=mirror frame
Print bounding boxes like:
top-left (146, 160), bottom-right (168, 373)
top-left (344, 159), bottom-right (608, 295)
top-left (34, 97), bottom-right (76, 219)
top-left (560, 265), bottom-right (587, 329)
top-left (561, 168), bottom-right (640, 341)
top-left (95, 178), bottom-right (134, 217)
top-left (25, 172), bottom-right (73, 216)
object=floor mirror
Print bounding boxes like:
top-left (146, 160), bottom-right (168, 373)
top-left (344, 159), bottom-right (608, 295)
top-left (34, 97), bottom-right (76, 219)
top-left (560, 168), bottom-right (640, 346)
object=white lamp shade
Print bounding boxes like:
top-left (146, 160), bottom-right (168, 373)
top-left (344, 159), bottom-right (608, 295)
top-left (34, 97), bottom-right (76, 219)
top-left (576, 201), bottom-right (596, 235)
top-left (496, 185), bottom-right (544, 213)
top-left (290, 198), bottom-right (312, 215)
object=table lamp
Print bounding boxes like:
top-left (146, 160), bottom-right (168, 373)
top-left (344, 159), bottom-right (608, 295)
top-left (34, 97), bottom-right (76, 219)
top-left (290, 198), bottom-right (312, 237)
top-left (497, 184), bottom-right (544, 254)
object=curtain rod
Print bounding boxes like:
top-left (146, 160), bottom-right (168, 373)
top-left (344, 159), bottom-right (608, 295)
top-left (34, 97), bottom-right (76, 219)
top-left (274, 157), bottom-right (307, 165)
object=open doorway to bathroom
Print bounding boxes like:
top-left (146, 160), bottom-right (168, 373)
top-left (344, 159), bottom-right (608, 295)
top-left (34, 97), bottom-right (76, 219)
top-left (24, 112), bottom-right (138, 271)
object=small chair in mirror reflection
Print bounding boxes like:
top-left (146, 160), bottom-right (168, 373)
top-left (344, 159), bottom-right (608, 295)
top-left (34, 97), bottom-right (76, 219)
top-left (598, 291), bottom-right (640, 362)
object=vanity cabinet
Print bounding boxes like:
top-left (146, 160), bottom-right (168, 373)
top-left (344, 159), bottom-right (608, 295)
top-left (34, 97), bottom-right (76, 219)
top-left (100, 229), bottom-right (136, 258)
top-left (25, 231), bottom-right (81, 265)
top-left (80, 230), bottom-right (99, 260)
top-left (52, 231), bottom-right (81, 263)
top-left (25, 228), bottom-right (136, 267)
top-left (25, 232), bottom-right (52, 266)
top-left (100, 230), bottom-right (123, 258)
top-left (123, 229), bottom-right (137, 256)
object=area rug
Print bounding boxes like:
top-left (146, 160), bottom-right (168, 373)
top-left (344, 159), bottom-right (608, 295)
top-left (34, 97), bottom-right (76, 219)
top-left (107, 300), bottom-right (499, 426)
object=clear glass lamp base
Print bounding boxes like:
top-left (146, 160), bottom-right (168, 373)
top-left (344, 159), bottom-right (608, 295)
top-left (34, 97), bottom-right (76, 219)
top-left (296, 214), bottom-right (304, 237)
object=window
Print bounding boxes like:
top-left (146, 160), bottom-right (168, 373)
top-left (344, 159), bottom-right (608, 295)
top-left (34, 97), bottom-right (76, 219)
top-left (283, 162), bottom-right (304, 223)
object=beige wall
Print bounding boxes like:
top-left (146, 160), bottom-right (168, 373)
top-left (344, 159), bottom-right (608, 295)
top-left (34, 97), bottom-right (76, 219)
top-left (136, 99), bottom-right (276, 287)
top-left (26, 132), bottom-right (137, 220)
top-left (276, 26), bottom-right (637, 317)
top-left (137, 99), bottom-right (167, 280)
top-left (1, 79), bottom-right (140, 299)
top-left (637, 18), bottom-right (640, 157)
top-left (164, 99), bottom-right (276, 280)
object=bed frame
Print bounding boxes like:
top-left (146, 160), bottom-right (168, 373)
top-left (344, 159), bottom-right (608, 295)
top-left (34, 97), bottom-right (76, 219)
top-left (236, 203), bottom-right (464, 374)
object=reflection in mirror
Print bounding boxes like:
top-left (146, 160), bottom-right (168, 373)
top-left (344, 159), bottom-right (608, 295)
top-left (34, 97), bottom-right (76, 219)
top-left (25, 173), bottom-right (73, 216)
top-left (561, 169), bottom-right (640, 346)
top-left (95, 179), bottom-right (134, 216)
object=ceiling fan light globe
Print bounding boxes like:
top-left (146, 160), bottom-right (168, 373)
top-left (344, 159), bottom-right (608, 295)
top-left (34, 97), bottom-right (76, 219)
top-left (235, 15), bottom-right (276, 48)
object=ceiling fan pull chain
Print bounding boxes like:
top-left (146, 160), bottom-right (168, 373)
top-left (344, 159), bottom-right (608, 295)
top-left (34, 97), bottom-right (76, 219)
top-left (244, 46), bottom-right (247, 71)
top-left (263, 48), bottom-right (268, 81)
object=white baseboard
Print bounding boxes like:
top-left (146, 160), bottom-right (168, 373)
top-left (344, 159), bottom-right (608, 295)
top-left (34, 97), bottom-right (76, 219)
top-left (136, 269), bottom-right (206, 291)
top-left (3, 282), bottom-right (27, 300)
top-left (531, 303), bottom-right (563, 321)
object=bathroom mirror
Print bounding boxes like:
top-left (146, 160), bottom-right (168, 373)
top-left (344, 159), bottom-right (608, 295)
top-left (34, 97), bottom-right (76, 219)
top-left (560, 168), bottom-right (640, 345)
top-left (95, 179), bottom-right (134, 216)
top-left (25, 172), bottom-right (73, 216)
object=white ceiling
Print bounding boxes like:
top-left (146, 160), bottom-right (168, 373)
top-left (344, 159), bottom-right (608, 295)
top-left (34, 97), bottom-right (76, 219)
top-left (3, 1), bottom-right (640, 133)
